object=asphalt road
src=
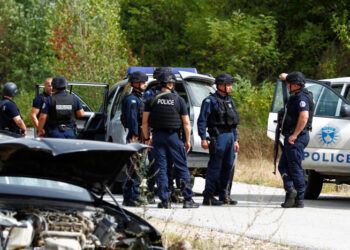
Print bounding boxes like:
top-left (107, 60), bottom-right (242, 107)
top-left (107, 178), bottom-right (350, 250)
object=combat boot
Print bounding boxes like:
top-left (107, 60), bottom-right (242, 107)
top-left (293, 199), bottom-right (304, 208)
top-left (281, 187), bottom-right (297, 208)
top-left (122, 199), bottom-right (138, 207)
top-left (219, 197), bottom-right (238, 205)
top-left (157, 200), bottom-right (171, 209)
top-left (147, 194), bottom-right (156, 204)
top-left (183, 198), bottom-right (200, 208)
top-left (203, 195), bottom-right (224, 206)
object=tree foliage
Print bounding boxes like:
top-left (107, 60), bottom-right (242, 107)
top-left (46, 0), bottom-right (131, 84)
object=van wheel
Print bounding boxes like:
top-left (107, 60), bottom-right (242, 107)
top-left (304, 170), bottom-right (323, 199)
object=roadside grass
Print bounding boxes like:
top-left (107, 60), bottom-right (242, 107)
top-left (236, 126), bottom-right (350, 196)
top-left (148, 217), bottom-right (303, 250)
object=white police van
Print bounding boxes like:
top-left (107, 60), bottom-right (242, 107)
top-left (105, 67), bottom-right (224, 190)
top-left (267, 78), bottom-right (350, 199)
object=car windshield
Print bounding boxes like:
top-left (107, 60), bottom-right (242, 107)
top-left (0, 177), bottom-right (93, 202)
top-left (186, 80), bottom-right (215, 106)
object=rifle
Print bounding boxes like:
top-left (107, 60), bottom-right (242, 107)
top-left (273, 109), bottom-right (284, 175)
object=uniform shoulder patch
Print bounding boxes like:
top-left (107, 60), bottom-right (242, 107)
top-left (131, 99), bottom-right (137, 104)
top-left (205, 98), bottom-right (211, 103)
top-left (299, 100), bottom-right (306, 108)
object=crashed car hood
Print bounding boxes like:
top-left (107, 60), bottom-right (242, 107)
top-left (0, 137), bottom-right (147, 195)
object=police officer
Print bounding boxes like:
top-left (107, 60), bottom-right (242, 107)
top-left (278, 72), bottom-right (314, 208)
top-left (38, 76), bottom-right (84, 138)
top-left (142, 71), bottom-right (199, 209)
top-left (30, 78), bottom-right (52, 134)
top-left (121, 71), bottom-right (148, 207)
top-left (197, 73), bottom-right (240, 206)
top-left (144, 67), bottom-right (179, 204)
top-left (0, 82), bottom-right (27, 137)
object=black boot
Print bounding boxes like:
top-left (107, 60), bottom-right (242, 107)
top-left (183, 198), bottom-right (200, 208)
top-left (147, 194), bottom-right (156, 204)
top-left (203, 195), bottom-right (224, 206)
top-left (293, 199), bottom-right (304, 208)
top-left (122, 199), bottom-right (138, 207)
top-left (281, 187), bottom-right (297, 208)
top-left (219, 197), bottom-right (238, 205)
top-left (157, 200), bottom-right (171, 209)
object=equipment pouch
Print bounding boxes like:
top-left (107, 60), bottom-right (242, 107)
top-left (209, 137), bottom-right (217, 155)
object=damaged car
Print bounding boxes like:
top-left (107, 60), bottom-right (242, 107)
top-left (0, 133), bottom-right (163, 249)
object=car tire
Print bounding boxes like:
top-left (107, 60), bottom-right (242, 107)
top-left (304, 170), bottom-right (323, 199)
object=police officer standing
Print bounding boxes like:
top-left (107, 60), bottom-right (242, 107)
top-left (121, 71), bottom-right (148, 207)
top-left (38, 77), bottom-right (84, 138)
top-left (278, 72), bottom-right (314, 208)
top-left (30, 78), bottom-right (52, 133)
top-left (197, 73), bottom-right (240, 206)
top-left (0, 82), bottom-right (27, 137)
top-left (142, 71), bottom-right (199, 209)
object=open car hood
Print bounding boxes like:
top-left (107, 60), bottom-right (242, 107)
top-left (0, 137), bottom-right (147, 195)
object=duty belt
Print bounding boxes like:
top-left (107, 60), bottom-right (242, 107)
top-left (152, 128), bottom-right (179, 133)
top-left (217, 127), bottom-right (234, 133)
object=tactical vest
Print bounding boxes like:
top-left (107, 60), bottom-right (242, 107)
top-left (281, 88), bottom-right (314, 135)
top-left (48, 94), bottom-right (76, 127)
top-left (0, 99), bottom-right (21, 134)
top-left (207, 93), bottom-right (240, 130)
top-left (121, 92), bottom-right (144, 128)
top-left (149, 92), bottom-right (182, 129)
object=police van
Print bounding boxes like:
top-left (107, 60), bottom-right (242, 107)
top-left (105, 67), bottom-right (220, 188)
top-left (267, 77), bottom-right (350, 199)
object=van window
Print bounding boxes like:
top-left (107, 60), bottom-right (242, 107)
top-left (271, 80), bottom-right (284, 112)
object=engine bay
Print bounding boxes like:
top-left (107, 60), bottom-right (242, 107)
top-left (0, 205), bottom-right (154, 249)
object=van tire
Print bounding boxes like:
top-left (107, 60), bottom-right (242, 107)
top-left (304, 170), bottom-right (323, 199)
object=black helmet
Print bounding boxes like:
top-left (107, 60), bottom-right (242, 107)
top-left (129, 71), bottom-right (148, 83)
top-left (215, 73), bottom-right (234, 85)
top-left (3, 82), bottom-right (18, 97)
top-left (52, 77), bottom-right (67, 89)
top-left (159, 71), bottom-right (176, 86)
top-left (286, 72), bottom-right (305, 86)
top-left (153, 67), bottom-right (172, 82)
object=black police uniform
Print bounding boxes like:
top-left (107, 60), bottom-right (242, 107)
top-left (278, 72), bottom-right (314, 208)
top-left (144, 84), bottom-right (194, 206)
top-left (0, 98), bottom-right (23, 135)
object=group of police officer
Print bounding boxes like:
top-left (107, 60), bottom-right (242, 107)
top-left (0, 76), bottom-right (84, 139)
top-left (0, 69), bottom-right (313, 209)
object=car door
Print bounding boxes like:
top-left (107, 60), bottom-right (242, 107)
top-left (267, 80), bottom-right (350, 173)
top-left (105, 81), bottom-right (130, 143)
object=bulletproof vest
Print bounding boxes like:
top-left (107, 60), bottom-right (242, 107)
top-left (149, 92), bottom-right (182, 129)
top-left (121, 92), bottom-right (144, 128)
top-left (48, 94), bottom-right (75, 127)
top-left (282, 88), bottom-right (314, 135)
top-left (0, 99), bottom-right (21, 134)
top-left (207, 93), bottom-right (240, 129)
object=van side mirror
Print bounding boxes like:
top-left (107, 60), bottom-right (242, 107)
top-left (340, 104), bottom-right (350, 118)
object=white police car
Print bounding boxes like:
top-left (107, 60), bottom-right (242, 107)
top-left (267, 78), bottom-right (350, 199)
top-left (105, 67), bottom-right (219, 187)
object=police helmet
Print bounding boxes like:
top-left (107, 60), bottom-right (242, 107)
top-left (286, 72), bottom-right (305, 86)
top-left (52, 77), bottom-right (68, 89)
top-left (129, 71), bottom-right (148, 83)
top-left (159, 71), bottom-right (176, 86)
top-left (215, 73), bottom-right (234, 85)
top-left (153, 67), bottom-right (173, 82)
top-left (3, 82), bottom-right (18, 97)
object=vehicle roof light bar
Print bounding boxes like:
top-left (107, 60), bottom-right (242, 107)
top-left (127, 66), bottom-right (197, 75)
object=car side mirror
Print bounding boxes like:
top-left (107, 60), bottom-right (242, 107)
top-left (340, 104), bottom-right (350, 118)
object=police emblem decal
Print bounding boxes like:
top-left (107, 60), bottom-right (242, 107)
top-left (299, 101), bottom-right (306, 107)
top-left (317, 126), bottom-right (338, 145)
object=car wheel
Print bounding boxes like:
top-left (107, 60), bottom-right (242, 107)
top-left (304, 170), bottom-right (323, 199)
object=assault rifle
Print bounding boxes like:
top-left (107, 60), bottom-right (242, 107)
top-left (273, 109), bottom-right (284, 175)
